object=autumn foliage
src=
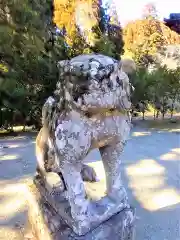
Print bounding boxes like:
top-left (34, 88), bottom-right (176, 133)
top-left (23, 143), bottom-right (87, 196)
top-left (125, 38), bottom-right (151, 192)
top-left (53, 0), bottom-right (99, 45)
top-left (123, 19), bottom-right (180, 64)
top-left (0, 0), bottom-right (180, 128)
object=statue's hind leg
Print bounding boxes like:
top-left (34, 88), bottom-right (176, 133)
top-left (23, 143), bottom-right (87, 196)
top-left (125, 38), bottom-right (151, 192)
top-left (99, 141), bottom-right (128, 204)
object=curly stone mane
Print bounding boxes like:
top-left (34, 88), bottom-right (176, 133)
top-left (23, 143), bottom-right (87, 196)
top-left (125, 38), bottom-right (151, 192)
top-left (42, 54), bottom-right (135, 135)
top-left (54, 55), bottom-right (120, 106)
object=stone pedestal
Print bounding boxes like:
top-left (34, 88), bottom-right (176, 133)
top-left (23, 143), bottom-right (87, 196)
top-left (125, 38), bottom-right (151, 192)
top-left (42, 201), bottom-right (135, 240)
top-left (27, 177), bottom-right (136, 240)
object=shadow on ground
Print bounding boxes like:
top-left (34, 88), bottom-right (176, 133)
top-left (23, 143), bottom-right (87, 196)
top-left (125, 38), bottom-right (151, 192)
top-left (0, 126), bottom-right (179, 240)
top-left (85, 126), bottom-right (180, 240)
top-left (122, 128), bottom-right (180, 240)
top-left (0, 136), bottom-right (36, 239)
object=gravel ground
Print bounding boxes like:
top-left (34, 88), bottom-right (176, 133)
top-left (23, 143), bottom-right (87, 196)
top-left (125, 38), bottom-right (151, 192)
top-left (0, 124), bottom-right (179, 240)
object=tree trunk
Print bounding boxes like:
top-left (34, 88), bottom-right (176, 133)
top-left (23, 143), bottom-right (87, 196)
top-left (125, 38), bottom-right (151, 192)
top-left (162, 96), bottom-right (166, 119)
top-left (22, 114), bottom-right (26, 131)
top-left (10, 109), bottom-right (14, 132)
top-left (23, 124), bottom-right (26, 132)
top-left (162, 111), bottom-right (165, 119)
top-left (142, 111), bottom-right (145, 120)
top-left (153, 108), bottom-right (156, 120)
top-left (171, 95), bottom-right (176, 119)
top-left (156, 110), bottom-right (159, 119)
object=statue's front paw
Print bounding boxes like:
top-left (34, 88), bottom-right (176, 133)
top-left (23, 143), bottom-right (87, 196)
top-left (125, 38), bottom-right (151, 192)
top-left (81, 164), bottom-right (99, 182)
top-left (44, 172), bottom-right (65, 193)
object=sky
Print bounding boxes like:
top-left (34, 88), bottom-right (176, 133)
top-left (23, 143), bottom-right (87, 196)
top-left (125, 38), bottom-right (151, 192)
top-left (104, 0), bottom-right (180, 26)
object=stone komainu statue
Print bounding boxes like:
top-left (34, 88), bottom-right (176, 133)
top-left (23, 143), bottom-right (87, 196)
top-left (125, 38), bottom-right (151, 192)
top-left (35, 54), bottom-right (135, 236)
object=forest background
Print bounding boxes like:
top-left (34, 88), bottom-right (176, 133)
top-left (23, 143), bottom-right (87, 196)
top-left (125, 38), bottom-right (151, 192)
top-left (1, 0), bottom-right (180, 130)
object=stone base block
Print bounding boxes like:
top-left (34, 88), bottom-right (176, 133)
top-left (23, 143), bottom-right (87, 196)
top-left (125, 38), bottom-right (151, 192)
top-left (34, 175), bottom-right (132, 236)
top-left (27, 185), bottom-right (135, 240)
top-left (47, 203), bottom-right (135, 240)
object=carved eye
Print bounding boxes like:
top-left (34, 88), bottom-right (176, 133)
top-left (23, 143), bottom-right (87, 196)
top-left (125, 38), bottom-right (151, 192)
top-left (116, 76), bottom-right (123, 88)
top-left (94, 73), bottom-right (102, 81)
top-left (79, 64), bottom-right (84, 69)
top-left (107, 80), bottom-right (113, 89)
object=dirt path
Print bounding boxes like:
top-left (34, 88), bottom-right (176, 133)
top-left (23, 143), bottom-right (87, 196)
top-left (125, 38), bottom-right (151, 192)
top-left (0, 136), bottom-right (36, 239)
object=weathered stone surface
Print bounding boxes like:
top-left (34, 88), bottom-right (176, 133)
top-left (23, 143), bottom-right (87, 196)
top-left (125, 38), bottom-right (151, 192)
top-left (34, 176), bottom-right (131, 236)
top-left (34, 54), bottom-right (136, 236)
top-left (54, 207), bottom-right (135, 240)
top-left (48, 204), bottom-right (135, 240)
top-left (28, 182), bottom-right (135, 240)
top-left (44, 172), bottom-right (65, 193)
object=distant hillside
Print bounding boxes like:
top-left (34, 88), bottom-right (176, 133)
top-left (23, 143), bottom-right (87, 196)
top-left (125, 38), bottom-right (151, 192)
top-left (123, 19), bottom-right (180, 61)
top-left (164, 13), bottom-right (180, 35)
